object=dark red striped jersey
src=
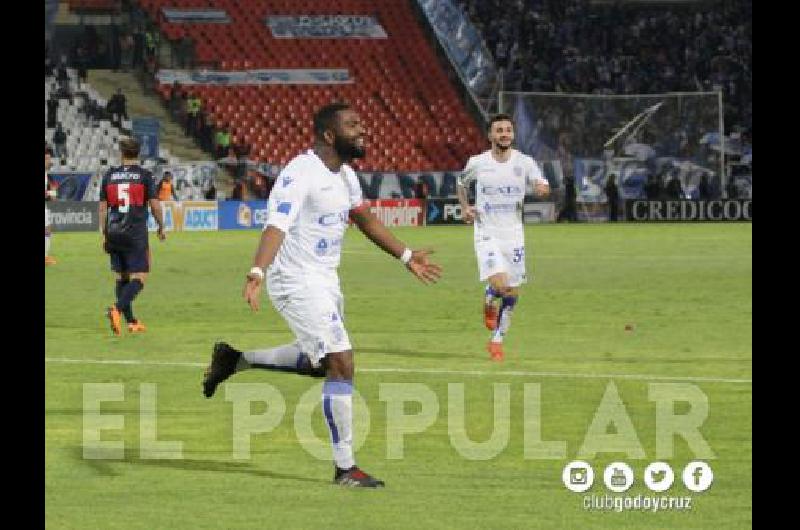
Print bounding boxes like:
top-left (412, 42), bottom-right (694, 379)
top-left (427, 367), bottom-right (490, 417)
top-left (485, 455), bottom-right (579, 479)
top-left (100, 165), bottom-right (157, 249)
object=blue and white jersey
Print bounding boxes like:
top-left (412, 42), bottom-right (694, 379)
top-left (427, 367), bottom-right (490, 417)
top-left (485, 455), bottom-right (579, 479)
top-left (265, 149), bottom-right (363, 293)
top-left (460, 149), bottom-right (546, 241)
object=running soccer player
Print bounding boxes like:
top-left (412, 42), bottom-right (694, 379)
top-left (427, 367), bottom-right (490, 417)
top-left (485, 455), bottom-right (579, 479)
top-left (99, 137), bottom-right (166, 335)
top-left (457, 113), bottom-right (550, 361)
top-left (202, 103), bottom-right (442, 488)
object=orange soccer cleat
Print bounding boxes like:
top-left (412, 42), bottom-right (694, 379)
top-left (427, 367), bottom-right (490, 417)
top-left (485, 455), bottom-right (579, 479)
top-left (106, 306), bottom-right (122, 336)
top-left (127, 320), bottom-right (146, 333)
top-left (487, 341), bottom-right (504, 362)
top-left (45, 256), bottom-right (57, 266)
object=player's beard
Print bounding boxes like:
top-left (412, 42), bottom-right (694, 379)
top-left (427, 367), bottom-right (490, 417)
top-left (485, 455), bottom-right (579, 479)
top-left (495, 139), bottom-right (512, 151)
top-left (334, 136), bottom-right (366, 161)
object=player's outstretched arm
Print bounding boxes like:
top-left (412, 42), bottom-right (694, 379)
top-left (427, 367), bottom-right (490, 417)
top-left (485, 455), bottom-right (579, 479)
top-left (528, 158), bottom-right (551, 198)
top-left (242, 226), bottom-right (286, 311)
top-left (457, 165), bottom-right (477, 223)
top-left (350, 205), bottom-right (442, 285)
top-left (533, 180), bottom-right (550, 198)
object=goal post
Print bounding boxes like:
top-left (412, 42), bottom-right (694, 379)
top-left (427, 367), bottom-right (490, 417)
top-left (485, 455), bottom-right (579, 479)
top-left (498, 91), bottom-right (725, 206)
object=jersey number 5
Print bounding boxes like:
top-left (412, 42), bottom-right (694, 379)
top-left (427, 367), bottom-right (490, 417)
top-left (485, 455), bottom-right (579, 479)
top-left (117, 183), bottom-right (130, 213)
top-left (512, 247), bottom-right (525, 263)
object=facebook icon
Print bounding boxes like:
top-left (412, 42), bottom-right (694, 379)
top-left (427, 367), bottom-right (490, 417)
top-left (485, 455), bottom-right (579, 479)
top-left (692, 466), bottom-right (703, 486)
top-left (682, 461), bottom-right (713, 492)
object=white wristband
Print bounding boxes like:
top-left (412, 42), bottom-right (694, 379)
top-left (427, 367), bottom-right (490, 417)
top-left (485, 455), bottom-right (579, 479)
top-left (248, 266), bottom-right (265, 280)
top-left (400, 248), bottom-right (413, 264)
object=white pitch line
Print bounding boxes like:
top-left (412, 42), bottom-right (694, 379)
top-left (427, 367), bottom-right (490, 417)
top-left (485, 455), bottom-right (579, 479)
top-left (44, 357), bottom-right (752, 384)
top-left (362, 367), bottom-right (752, 384)
top-left (46, 358), bottom-right (205, 368)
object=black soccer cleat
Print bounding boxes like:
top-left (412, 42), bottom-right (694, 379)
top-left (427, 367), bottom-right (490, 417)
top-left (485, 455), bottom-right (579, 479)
top-left (333, 466), bottom-right (386, 488)
top-left (297, 355), bottom-right (326, 378)
top-left (202, 342), bottom-right (242, 398)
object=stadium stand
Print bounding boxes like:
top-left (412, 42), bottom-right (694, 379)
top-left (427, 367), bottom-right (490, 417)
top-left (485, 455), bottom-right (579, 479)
top-left (457, 0), bottom-right (752, 135)
top-left (137, 0), bottom-right (487, 171)
top-left (44, 0), bottom-right (751, 200)
top-left (45, 68), bottom-right (181, 174)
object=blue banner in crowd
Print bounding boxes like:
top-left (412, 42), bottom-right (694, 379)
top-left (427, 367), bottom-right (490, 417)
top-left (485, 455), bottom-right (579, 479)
top-left (157, 69), bottom-right (353, 86)
top-left (49, 173), bottom-right (93, 201)
top-left (417, 0), bottom-right (497, 96)
top-left (132, 118), bottom-right (160, 160)
top-left (218, 200), bottom-right (269, 230)
top-left (267, 15), bottom-right (388, 38)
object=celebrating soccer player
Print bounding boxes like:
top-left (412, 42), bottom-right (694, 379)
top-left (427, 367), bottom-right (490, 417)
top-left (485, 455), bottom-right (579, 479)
top-left (457, 114), bottom-right (550, 361)
top-left (202, 103), bottom-right (442, 488)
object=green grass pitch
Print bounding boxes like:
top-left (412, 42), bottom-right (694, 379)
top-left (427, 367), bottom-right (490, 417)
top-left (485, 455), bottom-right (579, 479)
top-left (45, 223), bottom-right (751, 529)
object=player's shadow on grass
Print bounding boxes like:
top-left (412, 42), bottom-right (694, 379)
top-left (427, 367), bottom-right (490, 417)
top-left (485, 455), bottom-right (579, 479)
top-left (358, 346), bottom-right (469, 359)
top-left (71, 447), bottom-right (327, 484)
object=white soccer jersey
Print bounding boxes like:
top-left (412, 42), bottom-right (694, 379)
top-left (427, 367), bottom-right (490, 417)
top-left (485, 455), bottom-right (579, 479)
top-left (265, 149), bottom-right (363, 294)
top-left (460, 149), bottom-right (546, 241)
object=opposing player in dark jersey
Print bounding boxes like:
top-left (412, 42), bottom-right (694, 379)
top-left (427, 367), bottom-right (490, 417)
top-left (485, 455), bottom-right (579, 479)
top-left (45, 147), bottom-right (58, 266)
top-left (99, 138), bottom-right (166, 335)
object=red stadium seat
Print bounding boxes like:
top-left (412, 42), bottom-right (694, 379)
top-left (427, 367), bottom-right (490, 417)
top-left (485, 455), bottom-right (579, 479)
top-left (147, 0), bottom-right (482, 169)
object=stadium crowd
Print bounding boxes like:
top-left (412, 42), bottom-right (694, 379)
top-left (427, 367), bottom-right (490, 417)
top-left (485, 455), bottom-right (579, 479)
top-left (457, 0), bottom-right (751, 137)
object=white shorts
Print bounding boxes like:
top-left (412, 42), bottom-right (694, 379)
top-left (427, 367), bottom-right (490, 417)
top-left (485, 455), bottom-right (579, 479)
top-left (475, 236), bottom-right (528, 287)
top-left (267, 281), bottom-right (352, 367)
top-left (45, 207), bottom-right (52, 227)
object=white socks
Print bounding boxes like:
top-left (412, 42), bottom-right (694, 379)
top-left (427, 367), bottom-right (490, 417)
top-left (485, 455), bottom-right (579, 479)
top-left (236, 345), bottom-right (355, 469)
top-left (491, 295), bottom-right (518, 343)
top-left (237, 342), bottom-right (304, 372)
top-left (322, 380), bottom-right (354, 470)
